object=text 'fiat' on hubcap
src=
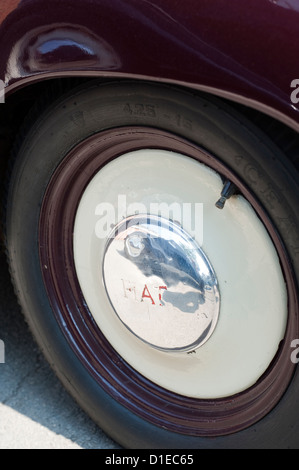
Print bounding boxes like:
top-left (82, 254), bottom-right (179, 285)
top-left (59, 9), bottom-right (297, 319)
top-left (103, 214), bottom-right (220, 352)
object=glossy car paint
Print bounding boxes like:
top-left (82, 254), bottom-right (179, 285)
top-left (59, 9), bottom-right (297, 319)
top-left (0, 0), bottom-right (298, 132)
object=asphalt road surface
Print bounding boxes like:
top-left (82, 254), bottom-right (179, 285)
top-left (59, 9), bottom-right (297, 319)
top-left (0, 251), bottom-right (121, 449)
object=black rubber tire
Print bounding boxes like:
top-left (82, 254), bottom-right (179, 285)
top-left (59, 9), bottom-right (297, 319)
top-left (5, 80), bottom-right (299, 448)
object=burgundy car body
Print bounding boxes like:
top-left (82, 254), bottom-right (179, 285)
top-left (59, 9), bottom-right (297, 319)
top-left (0, 0), bottom-right (299, 133)
top-left (2, 0), bottom-right (299, 449)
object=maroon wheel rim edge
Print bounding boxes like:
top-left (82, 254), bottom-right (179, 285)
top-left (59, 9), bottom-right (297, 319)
top-left (39, 127), bottom-right (299, 437)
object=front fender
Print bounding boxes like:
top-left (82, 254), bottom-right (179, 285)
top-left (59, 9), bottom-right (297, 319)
top-left (0, 0), bottom-right (299, 132)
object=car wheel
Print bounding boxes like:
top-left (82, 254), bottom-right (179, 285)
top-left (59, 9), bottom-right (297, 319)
top-left (5, 81), bottom-right (299, 448)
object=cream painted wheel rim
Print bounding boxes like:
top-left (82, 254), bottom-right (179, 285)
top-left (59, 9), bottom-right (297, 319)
top-left (73, 149), bottom-right (287, 399)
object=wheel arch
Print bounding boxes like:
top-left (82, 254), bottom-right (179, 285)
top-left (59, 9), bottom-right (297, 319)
top-left (1, 75), bottom-right (299, 189)
top-left (1, 1), bottom-right (299, 135)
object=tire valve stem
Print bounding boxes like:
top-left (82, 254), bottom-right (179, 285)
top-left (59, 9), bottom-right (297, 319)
top-left (215, 180), bottom-right (237, 210)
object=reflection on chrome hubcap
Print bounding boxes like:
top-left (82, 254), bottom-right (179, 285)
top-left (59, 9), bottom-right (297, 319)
top-left (103, 215), bottom-right (220, 352)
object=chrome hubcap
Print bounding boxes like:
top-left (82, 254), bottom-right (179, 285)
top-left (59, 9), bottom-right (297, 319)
top-left (103, 214), bottom-right (220, 352)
